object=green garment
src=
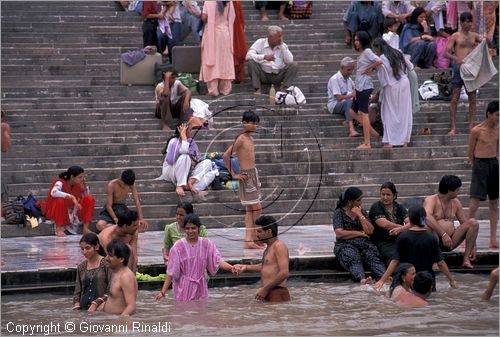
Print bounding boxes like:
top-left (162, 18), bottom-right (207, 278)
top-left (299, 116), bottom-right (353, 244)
top-left (163, 222), bottom-right (208, 249)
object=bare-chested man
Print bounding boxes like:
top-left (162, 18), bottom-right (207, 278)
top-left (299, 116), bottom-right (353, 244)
top-left (88, 239), bottom-right (137, 315)
top-left (223, 111), bottom-right (264, 249)
top-left (468, 100), bottom-right (499, 248)
top-left (99, 209), bottom-right (139, 273)
top-left (234, 215), bottom-right (290, 302)
top-left (423, 175), bottom-right (479, 268)
top-left (445, 11), bottom-right (484, 135)
top-left (96, 169), bottom-right (149, 232)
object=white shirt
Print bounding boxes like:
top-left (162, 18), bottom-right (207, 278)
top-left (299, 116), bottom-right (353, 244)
top-left (327, 71), bottom-right (354, 113)
top-left (383, 32), bottom-right (400, 50)
top-left (246, 38), bottom-right (294, 74)
top-left (155, 80), bottom-right (183, 104)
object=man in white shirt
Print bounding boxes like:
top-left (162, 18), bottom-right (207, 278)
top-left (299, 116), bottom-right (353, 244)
top-left (246, 25), bottom-right (298, 94)
top-left (327, 57), bottom-right (359, 137)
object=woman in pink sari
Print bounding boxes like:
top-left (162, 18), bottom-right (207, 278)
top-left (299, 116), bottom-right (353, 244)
top-left (199, 1), bottom-right (236, 97)
top-left (155, 214), bottom-right (234, 301)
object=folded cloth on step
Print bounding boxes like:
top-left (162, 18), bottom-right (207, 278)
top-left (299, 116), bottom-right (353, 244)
top-left (121, 50), bottom-right (146, 66)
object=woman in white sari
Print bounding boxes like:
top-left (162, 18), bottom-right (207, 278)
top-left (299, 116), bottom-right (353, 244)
top-left (372, 38), bottom-right (413, 148)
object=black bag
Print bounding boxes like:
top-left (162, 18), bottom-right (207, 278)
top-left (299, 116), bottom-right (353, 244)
top-left (2, 200), bottom-right (26, 226)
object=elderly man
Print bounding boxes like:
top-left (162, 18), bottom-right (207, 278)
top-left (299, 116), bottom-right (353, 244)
top-left (246, 25), bottom-right (298, 94)
top-left (327, 57), bottom-right (359, 137)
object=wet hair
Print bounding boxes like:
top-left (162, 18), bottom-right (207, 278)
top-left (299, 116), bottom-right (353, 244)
top-left (267, 25), bottom-right (282, 36)
top-left (80, 232), bottom-right (106, 256)
top-left (486, 100), bottom-right (499, 117)
top-left (336, 187), bottom-right (363, 209)
top-left (380, 181), bottom-right (398, 200)
top-left (242, 110), bottom-right (260, 124)
top-left (355, 30), bottom-right (372, 50)
top-left (389, 263), bottom-right (414, 297)
top-left (177, 201), bottom-right (194, 214)
top-left (372, 38), bottom-right (407, 80)
top-left (117, 208), bottom-right (139, 227)
top-left (106, 239), bottom-right (130, 266)
top-left (161, 66), bottom-right (177, 77)
top-left (459, 11), bottom-right (473, 23)
top-left (384, 17), bottom-right (398, 30)
top-left (255, 215), bottom-right (278, 238)
top-left (408, 7), bottom-right (426, 30)
top-left (408, 205), bottom-right (426, 227)
top-left (59, 166), bottom-right (84, 181)
top-left (183, 213), bottom-right (202, 228)
top-left (438, 175), bottom-right (462, 194)
top-left (121, 169), bottom-right (136, 186)
top-left (412, 271), bottom-right (433, 297)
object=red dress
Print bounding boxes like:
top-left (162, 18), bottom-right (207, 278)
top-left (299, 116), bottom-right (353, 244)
top-left (233, 0), bottom-right (247, 83)
top-left (43, 178), bottom-right (95, 227)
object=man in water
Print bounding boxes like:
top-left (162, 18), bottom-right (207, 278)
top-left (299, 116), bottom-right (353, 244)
top-left (234, 215), bottom-right (290, 302)
top-left (88, 239), bottom-right (137, 315)
top-left (423, 175), bottom-right (479, 268)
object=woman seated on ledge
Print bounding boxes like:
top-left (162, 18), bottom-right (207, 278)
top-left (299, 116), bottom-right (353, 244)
top-left (333, 186), bottom-right (386, 284)
top-left (369, 182), bottom-right (410, 265)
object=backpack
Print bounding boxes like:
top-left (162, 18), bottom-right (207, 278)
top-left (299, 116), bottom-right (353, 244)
top-left (2, 200), bottom-right (26, 226)
top-left (177, 73), bottom-right (199, 95)
top-left (18, 194), bottom-right (43, 218)
top-left (289, 1), bottom-right (312, 19)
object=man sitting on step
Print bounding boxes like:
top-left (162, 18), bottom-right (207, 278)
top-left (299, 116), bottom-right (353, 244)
top-left (423, 175), bottom-right (479, 269)
top-left (246, 25), bottom-right (298, 95)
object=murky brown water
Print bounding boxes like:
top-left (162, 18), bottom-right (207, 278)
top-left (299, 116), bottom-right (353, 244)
top-left (1, 273), bottom-right (498, 336)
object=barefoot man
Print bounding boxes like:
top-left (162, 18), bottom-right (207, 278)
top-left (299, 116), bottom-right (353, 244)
top-left (88, 239), bottom-right (137, 315)
top-left (445, 11), bottom-right (484, 135)
top-left (99, 209), bottom-right (139, 273)
top-left (95, 169), bottom-right (149, 232)
top-left (423, 175), bottom-right (479, 268)
top-left (468, 100), bottom-right (499, 248)
top-left (234, 215), bottom-right (291, 302)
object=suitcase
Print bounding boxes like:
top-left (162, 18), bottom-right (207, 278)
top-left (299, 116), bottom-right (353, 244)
top-left (172, 45), bottom-right (201, 74)
top-left (120, 52), bottom-right (162, 85)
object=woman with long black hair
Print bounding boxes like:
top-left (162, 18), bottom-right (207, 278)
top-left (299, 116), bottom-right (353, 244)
top-left (372, 37), bottom-right (413, 148)
top-left (400, 7), bottom-right (437, 69)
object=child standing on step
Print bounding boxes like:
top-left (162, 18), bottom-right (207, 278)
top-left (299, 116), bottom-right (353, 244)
top-left (223, 111), bottom-right (264, 249)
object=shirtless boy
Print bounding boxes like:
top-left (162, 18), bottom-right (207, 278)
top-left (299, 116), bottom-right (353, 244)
top-left (96, 169), bottom-right (149, 233)
top-left (88, 239), bottom-right (137, 315)
top-left (223, 111), bottom-right (264, 249)
top-left (423, 175), bottom-right (479, 268)
top-left (234, 215), bottom-right (290, 302)
top-left (99, 209), bottom-right (139, 273)
top-left (468, 100), bottom-right (499, 248)
top-left (445, 11), bottom-right (484, 135)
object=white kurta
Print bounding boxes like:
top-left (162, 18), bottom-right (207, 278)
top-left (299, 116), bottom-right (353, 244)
top-left (377, 54), bottom-right (413, 146)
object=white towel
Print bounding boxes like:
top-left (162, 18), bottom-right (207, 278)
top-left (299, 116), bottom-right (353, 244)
top-left (460, 40), bottom-right (498, 92)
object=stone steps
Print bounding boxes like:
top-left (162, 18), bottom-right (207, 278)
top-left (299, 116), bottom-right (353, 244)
top-left (1, 0), bottom-right (498, 239)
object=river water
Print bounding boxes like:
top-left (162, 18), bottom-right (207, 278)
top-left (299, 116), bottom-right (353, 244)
top-left (1, 273), bottom-right (498, 336)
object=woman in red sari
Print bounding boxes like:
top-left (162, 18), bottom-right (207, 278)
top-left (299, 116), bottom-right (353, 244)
top-left (44, 166), bottom-right (95, 236)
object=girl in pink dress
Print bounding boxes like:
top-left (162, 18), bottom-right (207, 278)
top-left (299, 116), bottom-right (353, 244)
top-left (155, 214), bottom-right (234, 301)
